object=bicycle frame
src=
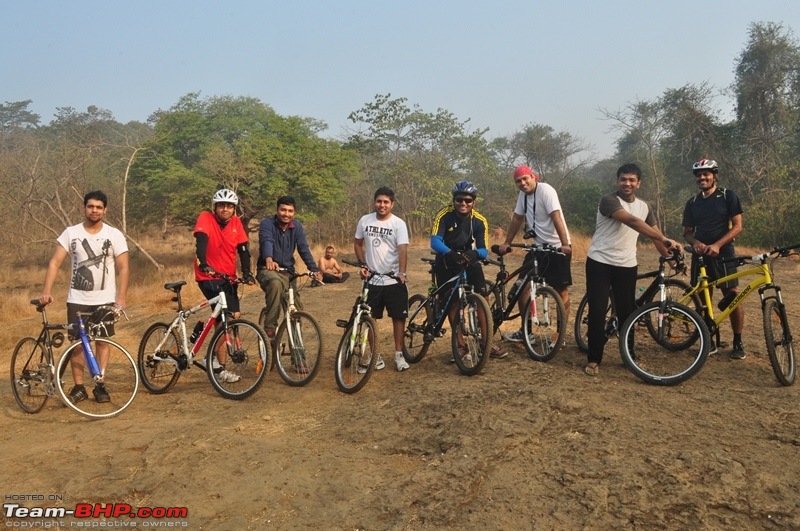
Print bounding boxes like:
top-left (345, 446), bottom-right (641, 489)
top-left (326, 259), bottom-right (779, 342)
top-left (407, 267), bottom-right (474, 339)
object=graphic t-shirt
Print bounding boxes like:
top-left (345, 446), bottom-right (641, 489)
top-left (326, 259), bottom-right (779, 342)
top-left (56, 223), bottom-right (129, 305)
top-left (354, 212), bottom-right (409, 286)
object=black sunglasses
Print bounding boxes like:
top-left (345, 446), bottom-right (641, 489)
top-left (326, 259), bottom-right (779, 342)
top-left (454, 197), bottom-right (474, 204)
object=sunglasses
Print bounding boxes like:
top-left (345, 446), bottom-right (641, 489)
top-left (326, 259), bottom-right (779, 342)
top-left (454, 197), bottom-right (474, 204)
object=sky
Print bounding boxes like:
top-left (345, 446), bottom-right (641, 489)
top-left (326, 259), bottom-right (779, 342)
top-left (3, 0), bottom-right (799, 158)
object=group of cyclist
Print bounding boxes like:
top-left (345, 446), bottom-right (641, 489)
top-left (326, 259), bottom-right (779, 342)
top-left (38, 157), bottom-right (744, 395)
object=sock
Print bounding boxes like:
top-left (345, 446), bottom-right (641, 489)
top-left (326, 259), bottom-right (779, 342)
top-left (733, 333), bottom-right (743, 345)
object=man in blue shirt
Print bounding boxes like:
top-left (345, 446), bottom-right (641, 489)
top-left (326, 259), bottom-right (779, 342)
top-left (257, 196), bottom-right (321, 337)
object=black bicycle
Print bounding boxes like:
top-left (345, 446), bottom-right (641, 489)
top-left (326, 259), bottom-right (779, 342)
top-left (482, 242), bottom-right (566, 362)
top-left (574, 247), bottom-right (694, 352)
top-left (403, 256), bottom-right (493, 375)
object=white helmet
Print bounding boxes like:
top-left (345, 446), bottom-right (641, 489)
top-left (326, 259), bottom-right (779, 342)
top-left (212, 188), bottom-right (239, 205)
top-left (692, 159), bottom-right (719, 174)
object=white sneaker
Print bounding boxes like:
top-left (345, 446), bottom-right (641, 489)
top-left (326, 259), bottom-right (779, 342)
top-left (375, 354), bottom-right (385, 370)
top-left (216, 369), bottom-right (241, 383)
top-left (502, 329), bottom-right (526, 342)
top-left (357, 354), bottom-right (381, 374)
top-left (395, 352), bottom-right (410, 372)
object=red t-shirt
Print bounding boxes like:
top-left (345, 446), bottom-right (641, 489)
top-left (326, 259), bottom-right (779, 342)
top-left (193, 211), bottom-right (248, 281)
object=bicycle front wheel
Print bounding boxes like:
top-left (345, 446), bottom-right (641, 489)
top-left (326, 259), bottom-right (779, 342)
top-left (523, 285), bottom-right (566, 362)
top-left (619, 301), bottom-right (710, 386)
top-left (763, 298), bottom-right (796, 386)
top-left (643, 279), bottom-right (701, 350)
top-left (335, 316), bottom-right (377, 393)
top-left (403, 294), bottom-right (432, 363)
top-left (451, 293), bottom-right (493, 376)
top-left (57, 338), bottom-right (139, 419)
top-left (274, 311), bottom-right (323, 386)
top-left (137, 322), bottom-right (181, 394)
top-left (206, 319), bottom-right (270, 400)
top-left (11, 337), bottom-right (51, 414)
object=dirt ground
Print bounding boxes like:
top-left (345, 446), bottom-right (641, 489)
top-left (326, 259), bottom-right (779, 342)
top-left (3, 244), bottom-right (800, 529)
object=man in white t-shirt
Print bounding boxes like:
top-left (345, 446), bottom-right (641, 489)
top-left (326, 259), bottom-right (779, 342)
top-left (354, 187), bottom-right (410, 372)
top-left (497, 165), bottom-right (572, 344)
top-left (39, 190), bottom-right (129, 404)
top-left (584, 164), bottom-right (674, 376)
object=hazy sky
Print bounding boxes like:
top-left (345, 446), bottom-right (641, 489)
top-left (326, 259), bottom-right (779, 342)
top-left (3, 1), bottom-right (799, 158)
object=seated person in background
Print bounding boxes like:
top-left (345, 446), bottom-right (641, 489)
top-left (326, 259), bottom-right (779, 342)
top-left (317, 245), bottom-right (350, 284)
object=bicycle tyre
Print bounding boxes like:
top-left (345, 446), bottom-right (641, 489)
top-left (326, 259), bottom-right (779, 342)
top-left (643, 279), bottom-right (701, 350)
top-left (619, 301), bottom-right (710, 386)
top-left (573, 294), bottom-right (616, 353)
top-left (258, 307), bottom-right (268, 332)
top-left (274, 311), bottom-right (323, 386)
top-left (57, 338), bottom-right (139, 419)
top-left (137, 322), bottom-right (181, 394)
top-left (11, 337), bottom-right (51, 414)
top-left (763, 298), bottom-right (796, 386)
top-left (403, 294), bottom-right (432, 363)
top-left (523, 285), bottom-right (566, 362)
top-left (335, 316), bottom-right (377, 393)
top-left (206, 319), bottom-right (270, 400)
top-left (451, 293), bottom-right (493, 376)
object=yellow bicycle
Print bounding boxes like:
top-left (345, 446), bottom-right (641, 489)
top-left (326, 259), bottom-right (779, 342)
top-left (619, 243), bottom-right (800, 385)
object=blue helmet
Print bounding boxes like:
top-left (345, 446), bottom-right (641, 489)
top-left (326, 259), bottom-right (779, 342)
top-left (452, 180), bottom-right (478, 198)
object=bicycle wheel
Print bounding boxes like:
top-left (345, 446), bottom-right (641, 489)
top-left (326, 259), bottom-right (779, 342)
top-left (274, 311), bottom-right (323, 386)
top-left (403, 294), bottom-right (432, 363)
top-left (335, 316), bottom-right (377, 393)
top-left (522, 285), bottom-right (566, 362)
top-left (137, 322), bottom-right (181, 394)
top-left (57, 338), bottom-right (139, 419)
top-left (642, 279), bottom-right (701, 350)
top-left (258, 307), bottom-right (268, 332)
top-left (573, 294), bottom-right (616, 353)
top-left (206, 319), bottom-right (270, 400)
top-left (451, 293), bottom-right (493, 376)
top-left (763, 298), bottom-right (796, 386)
top-left (619, 301), bottom-right (710, 385)
top-left (11, 337), bottom-right (51, 414)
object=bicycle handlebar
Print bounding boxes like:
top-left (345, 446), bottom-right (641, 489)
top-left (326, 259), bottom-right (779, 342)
top-left (342, 258), bottom-right (401, 281)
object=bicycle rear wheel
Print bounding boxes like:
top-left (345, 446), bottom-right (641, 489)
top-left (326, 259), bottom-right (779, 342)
top-left (206, 319), bottom-right (270, 400)
top-left (274, 311), bottom-right (323, 386)
top-left (523, 285), bottom-right (566, 362)
top-left (619, 301), bottom-right (710, 385)
top-left (574, 293), bottom-right (617, 353)
top-left (11, 337), bottom-right (51, 414)
top-left (57, 338), bottom-right (139, 419)
top-left (763, 298), bottom-right (796, 386)
top-left (137, 322), bottom-right (181, 394)
top-left (335, 316), bottom-right (377, 393)
top-left (451, 293), bottom-right (493, 376)
top-left (403, 294), bottom-right (432, 363)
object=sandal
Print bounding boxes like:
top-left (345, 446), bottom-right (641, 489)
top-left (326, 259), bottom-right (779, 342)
top-left (584, 363), bottom-right (600, 376)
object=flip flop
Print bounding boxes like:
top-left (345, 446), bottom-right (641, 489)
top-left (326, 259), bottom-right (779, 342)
top-left (584, 363), bottom-right (600, 376)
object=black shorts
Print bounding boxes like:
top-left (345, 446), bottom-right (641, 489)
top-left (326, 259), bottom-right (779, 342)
top-left (67, 303), bottom-right (115, 340)
top-left (198, 280), bottom-right (241, 314)
top-left (434, 261), bottom-right (487, 296)
top-left (691, 246), bottom-right (739, 290)
top-left (366, 282), bottom-right (408, 320)
top-left (523, 250), bottom-right (573, 289)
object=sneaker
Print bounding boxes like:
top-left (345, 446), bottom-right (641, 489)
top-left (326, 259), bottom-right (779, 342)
top-left (730, 342), bottom-right (746, 360)
top-left (502, 329), bottom-right (525, 343)
top-left (93, 383), bottom-right (110, 403)
top-left (375, 355), bottom-right (385, 371)
top-left (357, 354), bottom-right (383, 374)
top-left (490, 346), bottom-right (508, 359)
top-left (216, 369), bottom-right (241, 383)
top-left (395, 352), bottom-right (410, 372)
top-left (68, 384), bottom-right (88, 404)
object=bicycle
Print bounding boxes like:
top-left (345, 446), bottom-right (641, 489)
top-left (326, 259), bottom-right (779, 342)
top-left (619, 243), bottom-right (800, 386)
top-left (481, 241), bottom-right (566, 362)
top-left (11, 302), bottom-right (138, 419)
top-left (402, 255), bottom-right (494, 375)
top-left (573, 246), bottom-right (694, 352)
top-left (137, 275), bottom-right (270, 400)
top-left (258, 270), bottom-right (323, 386)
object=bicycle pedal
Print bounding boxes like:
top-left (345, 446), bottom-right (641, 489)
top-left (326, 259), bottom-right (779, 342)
top-left (335, 319), bottom-right (348, 328)
top-left (438, 328), bottom-right (447, 337)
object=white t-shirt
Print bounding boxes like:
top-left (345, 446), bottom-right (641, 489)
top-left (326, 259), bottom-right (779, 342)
top-left (587, 193), bottom-right (656, 268)
top-left (354, 212), bottom-right (409, 286)
top-left (513, 182), bottom-right (570, 247)
top-left (56, 223), bottom-right (129, 305)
